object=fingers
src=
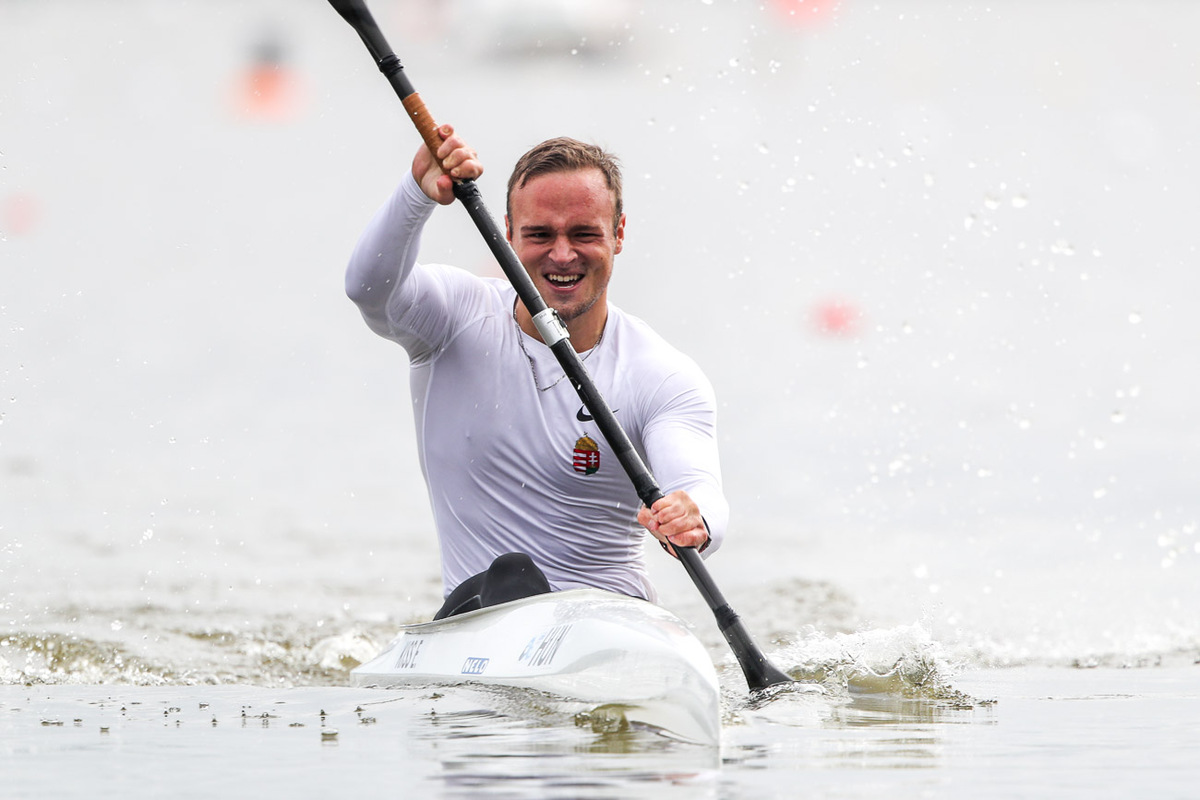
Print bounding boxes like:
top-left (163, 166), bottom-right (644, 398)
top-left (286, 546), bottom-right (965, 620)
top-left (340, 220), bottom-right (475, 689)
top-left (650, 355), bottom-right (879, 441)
top-left (411, 124), bottom-right (483, 205)
top-left (648, 492), bottom-right (696, 531)
top-left (639, 491), bottom-right (709, 556)
top-left (434, 125), bottom-right (483, 181)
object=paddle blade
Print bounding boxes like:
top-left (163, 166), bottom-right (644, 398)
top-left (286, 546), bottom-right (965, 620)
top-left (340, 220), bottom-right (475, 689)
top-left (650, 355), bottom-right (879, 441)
top-left (677, 547), bottom-right (795, 692)
top-left (327, 0), bottom-right (369, 28)
top-left (723, 616), bottom-right (795, 692)
top-left (327, 0), bottom-right (394, 64)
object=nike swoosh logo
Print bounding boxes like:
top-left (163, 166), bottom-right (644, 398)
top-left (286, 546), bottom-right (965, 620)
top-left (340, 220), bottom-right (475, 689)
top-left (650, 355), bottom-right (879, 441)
top-left (577, 405), bottom-right (617, 422)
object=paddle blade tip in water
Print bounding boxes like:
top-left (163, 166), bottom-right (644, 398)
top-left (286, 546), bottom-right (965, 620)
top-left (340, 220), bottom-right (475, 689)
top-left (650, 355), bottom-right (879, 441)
top-left (743, 659), bottom-right (797, 693)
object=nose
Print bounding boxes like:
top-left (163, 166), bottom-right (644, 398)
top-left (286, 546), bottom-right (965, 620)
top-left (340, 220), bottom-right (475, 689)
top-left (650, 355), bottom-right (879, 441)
top-left (549, 234), bottom-right (575, 265)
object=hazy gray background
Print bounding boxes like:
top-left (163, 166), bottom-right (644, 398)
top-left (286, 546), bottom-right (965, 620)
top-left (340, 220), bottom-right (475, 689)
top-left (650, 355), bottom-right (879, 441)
top-left (2, 0), bottom-right (1197, 680)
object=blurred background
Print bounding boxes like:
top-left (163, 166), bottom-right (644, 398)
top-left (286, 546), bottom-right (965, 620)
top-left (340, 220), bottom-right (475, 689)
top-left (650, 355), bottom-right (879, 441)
top-left (2, 0), bottom-right (1197, 681)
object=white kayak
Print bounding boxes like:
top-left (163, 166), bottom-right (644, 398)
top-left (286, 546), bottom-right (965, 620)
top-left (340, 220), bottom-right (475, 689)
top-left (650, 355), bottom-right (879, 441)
top-left (352, 588), bottom-right (722, 744)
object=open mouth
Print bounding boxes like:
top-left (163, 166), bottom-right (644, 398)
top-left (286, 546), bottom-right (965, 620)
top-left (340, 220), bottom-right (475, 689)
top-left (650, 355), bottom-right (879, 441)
top-left (546, 273), bottom-right (582, 288)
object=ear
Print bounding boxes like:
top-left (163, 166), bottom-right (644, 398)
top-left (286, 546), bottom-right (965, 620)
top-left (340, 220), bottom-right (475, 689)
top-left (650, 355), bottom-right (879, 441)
top-left (613, 213), bottom-right (626, 255)
top-left (504, 215), bottom-right (513, 243)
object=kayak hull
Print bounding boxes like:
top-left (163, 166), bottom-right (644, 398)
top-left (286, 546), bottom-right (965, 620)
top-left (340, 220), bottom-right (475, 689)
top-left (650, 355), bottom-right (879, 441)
top-left (352, 588), bottom-right (721, 743)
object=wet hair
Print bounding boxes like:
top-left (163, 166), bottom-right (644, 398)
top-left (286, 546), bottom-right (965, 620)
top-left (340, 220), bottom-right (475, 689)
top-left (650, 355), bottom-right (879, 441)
top-left (506, 137), bottom-right (623, 235)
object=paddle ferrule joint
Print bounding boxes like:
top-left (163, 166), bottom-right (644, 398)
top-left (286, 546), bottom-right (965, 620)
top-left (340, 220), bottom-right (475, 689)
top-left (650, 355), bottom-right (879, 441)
top-left (377, 53), bottom-right (417, 99)
top-left (532, 309), bottom-right (570, 347)
top-left (377, 53), bottom-right (403, 77)
top-left (714, 604), bottom-right (739, 632)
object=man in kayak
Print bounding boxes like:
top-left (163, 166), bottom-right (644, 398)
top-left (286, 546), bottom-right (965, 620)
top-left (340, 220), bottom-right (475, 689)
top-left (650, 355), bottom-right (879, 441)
top-left (346, 125), bottom-right (728, 619)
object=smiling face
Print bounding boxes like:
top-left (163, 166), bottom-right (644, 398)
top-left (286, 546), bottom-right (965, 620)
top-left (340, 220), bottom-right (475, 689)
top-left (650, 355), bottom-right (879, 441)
top-left (506, 167), bottom-right (625, 345)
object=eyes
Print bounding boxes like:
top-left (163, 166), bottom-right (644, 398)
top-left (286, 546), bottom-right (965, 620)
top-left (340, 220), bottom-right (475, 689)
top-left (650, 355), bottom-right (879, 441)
top-left (522, 228), bottom-right (605, 245)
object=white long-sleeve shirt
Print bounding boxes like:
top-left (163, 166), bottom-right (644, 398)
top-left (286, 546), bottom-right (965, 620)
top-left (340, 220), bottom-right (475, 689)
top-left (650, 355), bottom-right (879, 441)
top-left (346, 173), bottom-right (728, 602)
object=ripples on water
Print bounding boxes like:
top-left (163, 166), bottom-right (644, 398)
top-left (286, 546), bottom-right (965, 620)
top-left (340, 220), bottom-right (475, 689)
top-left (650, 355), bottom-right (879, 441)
top-left (4, 559), bottom-right (1191, 800)
top-left (1, 595), bottom-right (993, 724)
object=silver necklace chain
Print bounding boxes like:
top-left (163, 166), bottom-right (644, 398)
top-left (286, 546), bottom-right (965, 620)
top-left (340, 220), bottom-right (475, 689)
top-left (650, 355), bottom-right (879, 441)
top-left (513, 305), bottom-right (604, 392)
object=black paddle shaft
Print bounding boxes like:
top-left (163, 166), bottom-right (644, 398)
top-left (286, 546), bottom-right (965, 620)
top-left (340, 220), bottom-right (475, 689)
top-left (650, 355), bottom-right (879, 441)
top-left (327, 0), bottom-right (793, 692)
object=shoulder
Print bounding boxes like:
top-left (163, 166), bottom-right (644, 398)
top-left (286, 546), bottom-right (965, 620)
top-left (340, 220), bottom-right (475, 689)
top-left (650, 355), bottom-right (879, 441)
top-left (396, 266), bottom-right (514, 356)
top-left (413, 264), bottom-right (512, 303)
top-left (608, 306), bottom-right (714, 397)
top-left (610, 307), bottom-right (704, 369)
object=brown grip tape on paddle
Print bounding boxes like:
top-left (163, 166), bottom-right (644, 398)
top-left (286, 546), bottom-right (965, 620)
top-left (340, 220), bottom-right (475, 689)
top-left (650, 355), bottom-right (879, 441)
top-left (402, 93), bottom-right (447, 170)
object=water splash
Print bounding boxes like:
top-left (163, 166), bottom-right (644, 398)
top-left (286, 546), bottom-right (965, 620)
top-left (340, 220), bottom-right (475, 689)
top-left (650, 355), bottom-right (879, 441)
top-left (0, 623), bottom-right (385, 688)
top-left (771, 623), bottom-right (987, 707)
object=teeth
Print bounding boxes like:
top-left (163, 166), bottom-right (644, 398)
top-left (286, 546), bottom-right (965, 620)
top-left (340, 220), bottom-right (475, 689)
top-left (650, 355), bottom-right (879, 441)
top-left (548, 274), bottom-right (579, 284)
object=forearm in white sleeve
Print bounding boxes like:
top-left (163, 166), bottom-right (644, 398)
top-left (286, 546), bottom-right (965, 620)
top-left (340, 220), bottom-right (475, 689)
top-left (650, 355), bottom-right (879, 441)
top-left (642, 391), bottom-right (729, 557)
top-left (345, 172), bottom-right (438, 337)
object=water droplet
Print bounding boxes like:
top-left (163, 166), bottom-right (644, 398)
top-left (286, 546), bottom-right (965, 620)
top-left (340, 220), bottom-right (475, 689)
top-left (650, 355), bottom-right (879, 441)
top-left (111, 620), bottom-right (123, 631)
top-left (1011, 194), bottom-right (1029, 209)
top-left (1128, 312), bottom-right (1142, 324)
top-left (1111, 410), bottom-right (1126, 424)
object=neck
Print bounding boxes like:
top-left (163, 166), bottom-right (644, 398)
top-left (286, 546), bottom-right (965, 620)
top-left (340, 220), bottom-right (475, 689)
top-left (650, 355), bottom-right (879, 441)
top-left (515, 302), bottom-right (607, 352)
